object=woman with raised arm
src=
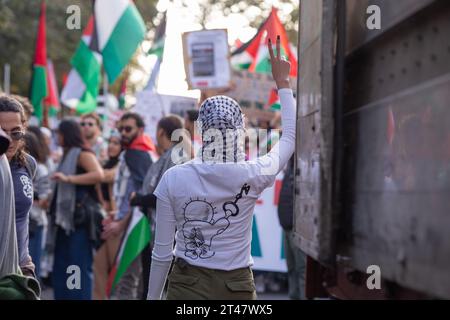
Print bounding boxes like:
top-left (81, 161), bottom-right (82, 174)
top-left (147, 36), bottom-right (296, 300)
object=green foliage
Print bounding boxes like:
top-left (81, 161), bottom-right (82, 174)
top-left (0, 0), bottom-right (296, 97)
top-left (184, 0), bottom-right (299, 45)
top-left (0, 1), bottom-right (89, 95)
top-left (0, 0), bottom-right (157, 96)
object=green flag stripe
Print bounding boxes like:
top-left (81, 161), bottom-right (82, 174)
top-left (255, 54), bottom-right (272, 73)
top-left (76, 90), bottom-right (98, 115)
top-left (48, 106), bottom-right (58, 117)
top-left (102, 5), bottom-right (146, 84)
top-left (251, 215), bottom-right (262, 257)
top-left (71, 41), bottom-right (101, 95)
top-left (233, 62), bottom-right (252, 70)
top-left (254, 47), bottom-right (288, 74)
top-left (112, 215), bottom-right (151, 289)
top-left (30, 65), bottom-right (48, 121)
top-left (270, 102), bottom-right (281, 111)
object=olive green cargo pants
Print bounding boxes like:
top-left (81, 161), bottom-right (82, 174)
top-left (166, 258), bottom-right (257, 300)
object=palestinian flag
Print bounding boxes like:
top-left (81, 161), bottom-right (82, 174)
top-left (29, 0), bottom-right (48, 123)
top-left (61, 16), bottom-right (102, 114)
top-left (95, 0), bottom-right (147, 84)
top-left (44, 60), bottom-right (60, 117)
top-left (266, 88), bottom-right (281, 111)
top-left (106, 207), bottom-right (151, 297)
top-left (231, 7), bottom-right (297, 114)
top-left (231, 7), bottom-right (297, 77)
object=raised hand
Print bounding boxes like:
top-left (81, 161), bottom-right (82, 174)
top-left (268, 35), bottom-right (291, 89)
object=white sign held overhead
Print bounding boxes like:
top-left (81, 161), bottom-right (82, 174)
top-left (182, 29), bottom-right (231, 90)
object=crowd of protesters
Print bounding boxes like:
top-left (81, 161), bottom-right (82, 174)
top-left (0, 36), bottom-right (305, 300)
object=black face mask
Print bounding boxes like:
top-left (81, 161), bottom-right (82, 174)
top-left (0, 128), bottom-right (11, 156)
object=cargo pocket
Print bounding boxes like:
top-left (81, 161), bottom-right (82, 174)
top-left (167, 273), bottom-right (201, 300)
top-left (225, 279), bottom-right (256, 293)
top-left (168, 273), bottom-right (199, 286)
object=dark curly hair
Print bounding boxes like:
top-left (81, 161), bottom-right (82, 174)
top-left (58, 119), bottom-right (89, 151)
top-left (120, 112), bottom-right (145, 128)
top-left (24, 131), bottom-right (46, 164)
top-left (10, 95), bottom-right (33, 121)
top-left (27, 126), bottom-right (50, 163)
top-left (0, 95), bottom-right (28, 166)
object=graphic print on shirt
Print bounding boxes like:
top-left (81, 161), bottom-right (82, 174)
top-left (182, 183), bottom-right (251, 260)
top-left (20, 175), bottom-right (33, 199)
top-left (223, 183), bottom-right (251, 216)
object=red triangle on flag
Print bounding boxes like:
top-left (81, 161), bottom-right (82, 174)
top-left (83, 16), bottom-right (95, 37)
top-left (266, 88), bottom-right (279, 109)
top-left (247, 7), bottom-right (297, 77)
top-left (33, 1), bottom-right (47, 67)
top-left (44, 60), bottom-right (60, 109)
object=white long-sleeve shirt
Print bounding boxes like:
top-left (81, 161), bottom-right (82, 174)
top-left (148, 88), bottom-right (296, 299)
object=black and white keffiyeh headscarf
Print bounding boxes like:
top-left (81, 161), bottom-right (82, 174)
top-left (198, 95), bottom-right (246, 163)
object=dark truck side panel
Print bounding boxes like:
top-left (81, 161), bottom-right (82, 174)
top-left (295, 0), bottom-right (450, 298)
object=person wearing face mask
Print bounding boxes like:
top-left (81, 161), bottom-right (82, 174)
top-left (147, 36), bottom-right (296, 300)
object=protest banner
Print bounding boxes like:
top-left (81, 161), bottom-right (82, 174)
top-left (182, 29), bottom-right (231, 90)
top-left (226, 70), bottom-right (297, 124)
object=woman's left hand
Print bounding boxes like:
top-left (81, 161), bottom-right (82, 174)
top-left (52, 172), bottom-right (69, 183)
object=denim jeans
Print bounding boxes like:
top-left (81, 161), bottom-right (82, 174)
top-left (52, 227), bottom-right (93, 300)
top-left (29, 225), bottom-right (44, 280)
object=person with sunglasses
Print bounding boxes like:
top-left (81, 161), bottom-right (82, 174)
top-left (107, 112), bottom-right (156, 299)
top-left (0, 95), bottom-right (36, 278)
top-left (80, 113), bottom-right (107, 163)
top-left (0, 126), bottom-right (41, 300)
top-left (0, 127), bottom-right (19, 278)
